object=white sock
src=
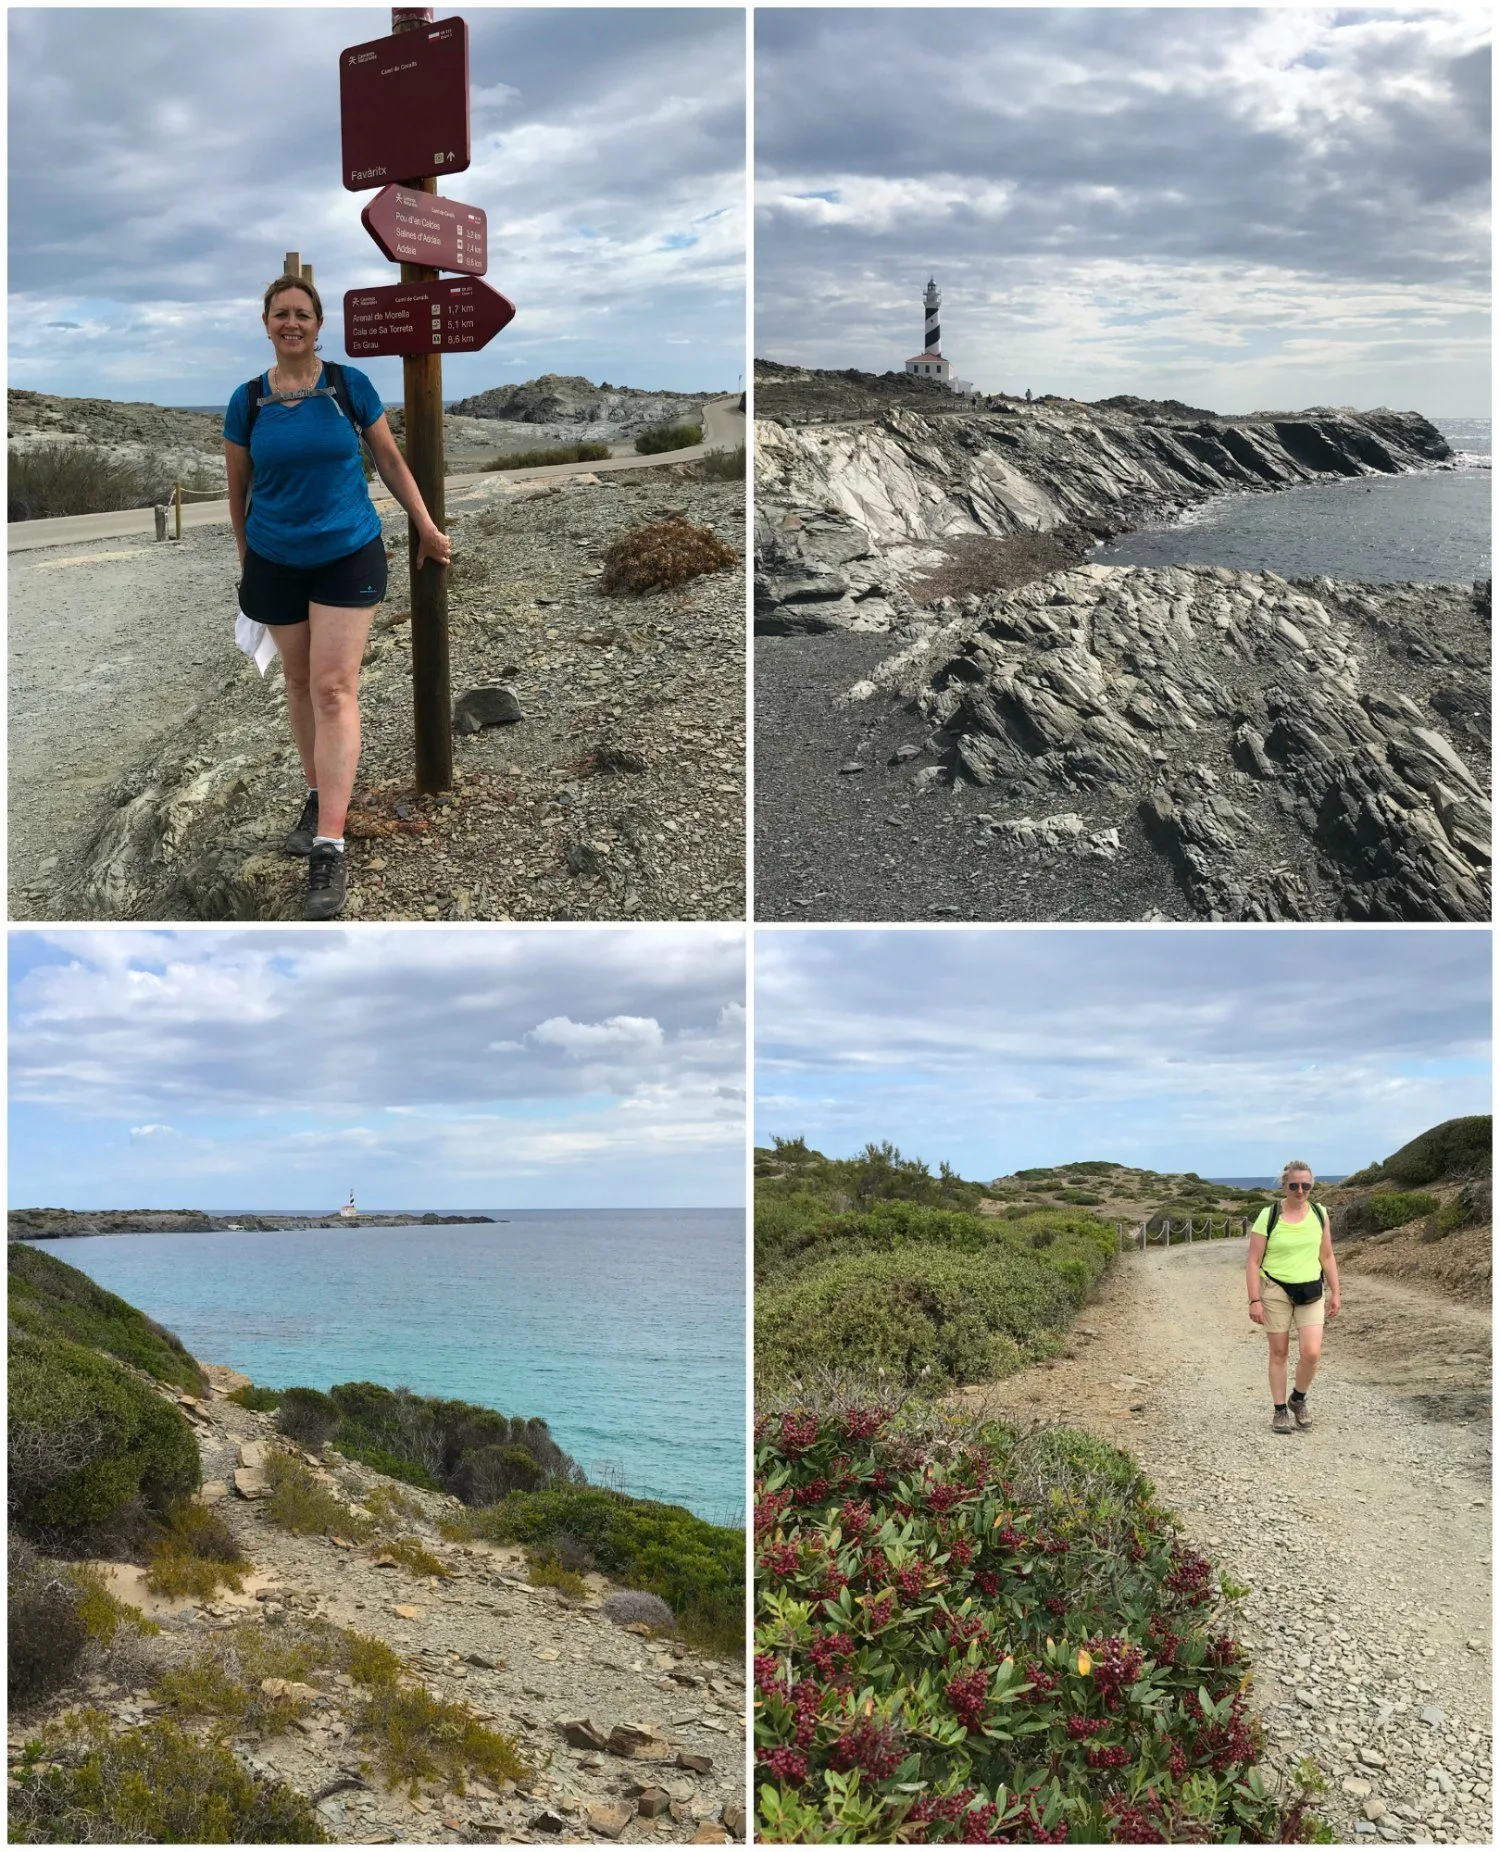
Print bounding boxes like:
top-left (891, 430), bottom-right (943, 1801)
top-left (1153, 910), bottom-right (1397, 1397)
top-left (311, 835), bottom-right (346, 853)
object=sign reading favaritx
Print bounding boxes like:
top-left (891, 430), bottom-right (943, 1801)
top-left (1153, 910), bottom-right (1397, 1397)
top-left (340, 17), bottom-right (470, 191)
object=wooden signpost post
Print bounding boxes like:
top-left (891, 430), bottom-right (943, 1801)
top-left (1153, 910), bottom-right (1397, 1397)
top-left (338, 9), bottom-right (514, 795)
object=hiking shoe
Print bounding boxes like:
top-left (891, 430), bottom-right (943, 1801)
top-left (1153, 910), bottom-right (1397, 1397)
top-left (304, 844), bottom-right (347, 920)
top-left (1272, 1406), bottom-right (1293, 1435)
top-left (1291, 1398), bottom-right (1312, 1430)
top-left (285, 791), bottom-right (319, 856)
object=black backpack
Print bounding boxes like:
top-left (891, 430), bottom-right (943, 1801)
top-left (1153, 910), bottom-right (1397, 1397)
top-left (241, 360), bottom-right (369, 453)
top-left (1263, 1200), bottom-right (1328, 1239)
top-left (1261, 1199), bottom-right (1328, 1305)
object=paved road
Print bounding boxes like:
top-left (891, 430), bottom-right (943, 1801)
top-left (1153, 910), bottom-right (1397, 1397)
top-left (7, 395), bottom-right (745, 553)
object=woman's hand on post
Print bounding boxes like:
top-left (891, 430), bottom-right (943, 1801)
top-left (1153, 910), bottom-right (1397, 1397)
top-left (415, 523), bottom-right (451, 572)
top-left (1248, 1300), bottom-right (1265, 1326)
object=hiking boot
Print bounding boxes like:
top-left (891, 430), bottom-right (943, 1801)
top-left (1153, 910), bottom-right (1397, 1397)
top-left (304, 844), bottom-right (347, 920)
top-left (284, 791), bottom-right (319, 856)
top-left (1291, 1397), bottom-right (1312, 1430)
top-left (1271, 1405), bottom-right (1293, 1435)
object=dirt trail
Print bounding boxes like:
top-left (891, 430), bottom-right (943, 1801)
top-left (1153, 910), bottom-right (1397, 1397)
top-left (956, 1241), bottom-right (1491, 1846)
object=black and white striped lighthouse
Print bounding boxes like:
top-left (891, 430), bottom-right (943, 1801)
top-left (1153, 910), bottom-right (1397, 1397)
top-left (923, 277), bottom-right (941, 355)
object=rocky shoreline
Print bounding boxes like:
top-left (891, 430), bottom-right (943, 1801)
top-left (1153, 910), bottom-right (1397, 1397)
top-left (9, 1209), bottom-right (498, 1240)
top-left (753, 366), bottom-right (1490, 923)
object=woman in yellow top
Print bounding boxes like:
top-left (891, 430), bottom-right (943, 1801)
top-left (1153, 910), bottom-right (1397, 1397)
top-left (1246, 1160), bottom-right (1341, 1434)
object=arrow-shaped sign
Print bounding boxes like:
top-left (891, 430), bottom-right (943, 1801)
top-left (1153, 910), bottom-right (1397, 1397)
top-left (343, 278), bottom-right (516, 357)
top-left (361, 185), bottom-right (487, 276)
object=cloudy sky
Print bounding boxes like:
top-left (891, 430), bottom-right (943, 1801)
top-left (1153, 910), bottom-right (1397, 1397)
top-left (756, 929), bottom-right (1491, 1181)
top-left (9, 8), bottom-right (744, 405)
top-left (9, 928), bottom-right (746, 1209)
top-left (756, 8), bottom-right (1491, 415)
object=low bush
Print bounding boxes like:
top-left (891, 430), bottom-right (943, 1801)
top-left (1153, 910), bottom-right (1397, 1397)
top-left (754, 1403), bottom-right (1323, 1844)
top-left (145, 1499), bottom-right (250, 1600)
top-left (483, 441), bottom-right (612, 470)
top-left (264, 1450), bottom-right (372, 1540)
top-left (154, 1617), bottom-right (382, 1736)
top-left (1380, 1115), bottom-right (1492, 1187)
top-left (326, 1381), bottom-right (582, 1503)
top-left (1363, 1191), bottom-right (1441, 1232)
top-left (8, 1711), bottom-right (327, 1842)
top-left (8, 1244), bottom-right (206, 1393)
top-left (7, 443), bottom-right (172, 522)
top-left (601, 1588), bottom-right (674, 1631)
top-left (1425, 1198), bottom-right (1470, 1242)
top-left (526, 1551), bottom-right (589, 1599)
top-left (359, 1682), bottom-right (529, 1793)
top-left (227, 1382), bottom-right (281, 1412)
top-left (695, 444), bottom-right (745, 481)
top-left (9, 1533), bottom-right (91, 1707)
top-left (599, 516), bottom-right (737, 594)
top-left (1058, 1189), bottom-right (1104, 1206)
top-left (634, 421), bottom-right (702, 454)
top-left (9, 1333), bottom-right (200, 1543)
top-left (381, 1535), bottom-right (452, 1579)
top-left (277, 1386), bottom-right (341, 1451)
top-left (450, 1484), bottom-right (743, 1660)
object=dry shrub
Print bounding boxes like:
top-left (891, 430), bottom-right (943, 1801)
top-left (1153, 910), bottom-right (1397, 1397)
top-left (599, 516), bottom-right (737, 595)
top-left (146, 1499), bottom-right (250, 1599)
top-left (601, 1588), bottom-right (674, 1631)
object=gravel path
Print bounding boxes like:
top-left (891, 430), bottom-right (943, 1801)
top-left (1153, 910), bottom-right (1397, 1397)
top-left (958, 1241), bottom-right (1492, 1844)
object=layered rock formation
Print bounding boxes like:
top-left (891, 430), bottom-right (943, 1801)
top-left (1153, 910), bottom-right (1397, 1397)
top-left (858, 563), bottom-right (1489, 921)
top-left (754, 375), bottom-right (1453, 633)
top-left (447, 374), bottom-right (710, 442)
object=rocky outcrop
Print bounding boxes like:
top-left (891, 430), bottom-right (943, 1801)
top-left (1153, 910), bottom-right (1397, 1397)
top-left (9, 1209), bottom-right (497, 1240)
top-left (448, 374), bottom-right (709, 439)
top-left (855, 563), bottom-right (1490, 922)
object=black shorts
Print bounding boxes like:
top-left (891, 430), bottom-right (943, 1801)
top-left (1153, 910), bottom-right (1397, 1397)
top-left (238, 535), bottom-right (388, 626)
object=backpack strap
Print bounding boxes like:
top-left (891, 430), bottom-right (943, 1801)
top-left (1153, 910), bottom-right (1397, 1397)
top-left (242, 375), bottom-right (266, 448)
top-left (322, 361), bottom-right (366, 442)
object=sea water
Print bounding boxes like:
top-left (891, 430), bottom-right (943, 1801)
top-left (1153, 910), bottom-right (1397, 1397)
top-left (46, 1210), bottom-right (744, 1526)
top-left (1092, 419), bottom-right (1490, 582)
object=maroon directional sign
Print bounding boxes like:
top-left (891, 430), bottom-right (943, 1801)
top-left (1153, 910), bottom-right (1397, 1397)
top-left (343, 279), bottom-right (515, 357)
top-left (340, 17), bottom-right (470, 191)
top-left (361, 185), bottom-right (487, 276)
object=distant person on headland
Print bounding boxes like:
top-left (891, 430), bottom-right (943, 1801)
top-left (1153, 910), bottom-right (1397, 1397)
top-left (1246, 1160), bottom-right (1340, 1434)
top-left (223, 273), bottom-right (452, 921)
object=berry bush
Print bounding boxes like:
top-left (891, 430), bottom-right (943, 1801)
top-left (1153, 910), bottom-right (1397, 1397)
top-left (754, 1403), bottom-right (1323, 1844)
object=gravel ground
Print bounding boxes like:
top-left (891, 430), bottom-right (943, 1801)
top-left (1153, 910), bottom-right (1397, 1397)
top-left (9, 1370), bottom-right (745, 1845)
top-left (959, 1241), bottom-right (1492, 1845)
top-left (13, 467), bottom-right (745, 922)
top-left (754, 631), bottom-right (1189, 921)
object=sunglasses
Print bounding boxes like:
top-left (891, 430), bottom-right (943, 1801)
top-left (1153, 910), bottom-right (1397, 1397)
top-left (1286, 1181), bottom-right (1312, 1193)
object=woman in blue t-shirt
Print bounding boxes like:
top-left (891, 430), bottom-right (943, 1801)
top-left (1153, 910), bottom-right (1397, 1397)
top-left (224, 273), bottom-right (450, 920)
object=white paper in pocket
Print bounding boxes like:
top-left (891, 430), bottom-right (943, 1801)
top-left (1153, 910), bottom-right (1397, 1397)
top-left (235, 609), bottom-right (279, 677)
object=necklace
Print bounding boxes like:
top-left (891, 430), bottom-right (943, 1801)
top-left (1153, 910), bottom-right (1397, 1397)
top-left (270, 360), bottom-right (321, 396)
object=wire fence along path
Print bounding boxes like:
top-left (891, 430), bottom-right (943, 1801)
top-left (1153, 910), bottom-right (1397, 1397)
top-left (1114, 1216), bottom-right (1255, 1252)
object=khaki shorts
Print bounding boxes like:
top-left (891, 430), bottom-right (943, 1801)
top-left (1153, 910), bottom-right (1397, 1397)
top-left (1259, 1276), bottom-right (1325, 1334)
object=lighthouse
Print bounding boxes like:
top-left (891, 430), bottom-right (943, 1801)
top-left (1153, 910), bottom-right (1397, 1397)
top-left (903, 278), bottom-right (973, 392)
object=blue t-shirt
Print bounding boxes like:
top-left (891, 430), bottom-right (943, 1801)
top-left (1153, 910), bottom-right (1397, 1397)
top-left (224, 364), bottom-right (385, 568)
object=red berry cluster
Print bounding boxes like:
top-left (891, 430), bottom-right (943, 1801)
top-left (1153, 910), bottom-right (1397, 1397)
top-left (1083, 1636), bottom-right (1145, 1702)
top-left (926, 1481), bottom-right (966, 1515)
top-left (792, 1475), bottom-right (832, 1506)
top-left (754, 1487), bottom-right (791, 1533)
top-left (1103, 1794), bottom-right (1168, 1843)
top-left (780, 1411), bottom-right (820, 1456)
top-left (1084, 1742), bottom-right (1133, 1770)
top-left (944, 1664), bottom-right (990, 1731)
top-left (839, 1498), bottom-right (872, 1537)
top-left (895, 1564), bottom-right (926, 1604)
top-left (760, 1539), bottom-right (801, 1581)
top-left (1065, 1715), bottom-right (1108, 1739)
top-left (864, 1593), bottom-right (894, 1630)
top-left (829, 1715), bottom-right (907, 1780)
top-left (836, 1406), bottom-right (888, 1442)
top-left (943, 1610), bottom-right (990, 1652)
top-left (973, 1569), bottom-right (1001, 1596)
top-left (946, 1534), bottom-right (976, 1568)
top-left (805, 1631), bottom-right (857, 1683)
top-left (753, 1651), bottom-right (784, 1696)
top-left (757, 1744), bottom-right (808, 1785)
top-left (1164, 1545), bottom-right (1214, 1602)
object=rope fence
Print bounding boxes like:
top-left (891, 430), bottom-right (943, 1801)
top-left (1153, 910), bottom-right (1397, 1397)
top-left (1115, 1215), bottom-right (1255, 1252)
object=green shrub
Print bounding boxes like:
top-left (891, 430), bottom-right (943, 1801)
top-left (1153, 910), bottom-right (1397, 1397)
top-left (8, 1711), bottom-right (327, 1842)
top-left (483, 441), bottom-right (612, 470)
top-left (9, 1533), bottom-right (90, 1707)
top-left (357, 1683), bottom-right (528, 1793)
top-left (1058, 1189), bottom-right (1104, 1205)
top-left (1425, 1198), bottom-right (1470, 1242)
top-left (1365, 1191), bottom-right (1441, 1231)
top-left (526, 1550), bottom-right (589, 1599)
top-left (634, 421), bottom-right (702, 454)
top-left (380, 1536), bottom-right (452, 1579)
top-left (263, 1451), bottom-right (371, 1539)
top-left (277, 1386), bottom-right (341, 1451)
top-left (227, 1383), bottom-right (281, 1412)
top-left (1336, 1163), bottom-right (1383, 1189)
top-left (599, 515), bottom-right (737, 594)
top-left (7, 1244), bottom-right (206, 1393)
top-left (451, 1484), bottom-right (743, 1660)
top-left (9, 1333), bottom-right (200, 1542)
top-left (146, 1499), bottom-right (250, 1600)
top-left (6, 443), bottom-right (182, 522)
top-left (1378, 1116), bottom-right (1492, 1187)
top-left (754, 1404), bottom-right (1323, 1845)
top-left (696, 443), bottom-right (745, 481)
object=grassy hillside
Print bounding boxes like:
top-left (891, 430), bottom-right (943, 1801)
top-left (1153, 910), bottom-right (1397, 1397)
top-left (1327, 1115), bottom-right (1492, 1299)
top-left (756, 1142), bottom-right (1114, 1390)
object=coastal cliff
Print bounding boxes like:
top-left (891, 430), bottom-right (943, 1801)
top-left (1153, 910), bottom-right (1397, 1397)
top-left (753, 367), bottom-right (1453, 631)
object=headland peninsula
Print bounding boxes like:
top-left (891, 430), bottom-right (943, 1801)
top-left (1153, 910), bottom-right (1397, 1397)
top-left (9, 1208), bottom-right (497, 1239)
top-left (753, 363), bottom-right (1489, 923)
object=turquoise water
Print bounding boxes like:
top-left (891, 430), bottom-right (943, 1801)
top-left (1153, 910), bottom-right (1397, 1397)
top-left (44, 1210), bottom-right (744, 1526)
